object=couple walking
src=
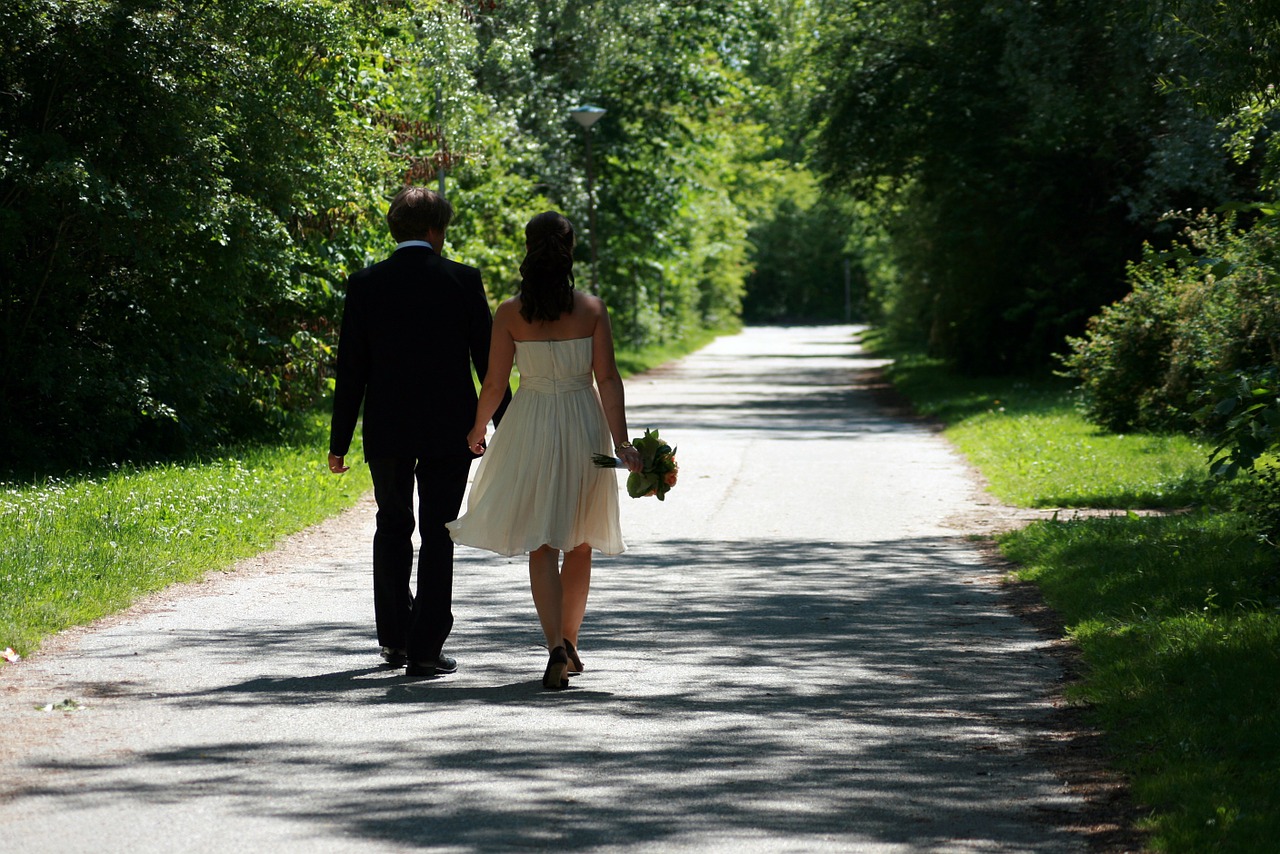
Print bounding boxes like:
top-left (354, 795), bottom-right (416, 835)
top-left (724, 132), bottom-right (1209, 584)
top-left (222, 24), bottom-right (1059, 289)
top-left (327, 186), bottom-right (642, 690)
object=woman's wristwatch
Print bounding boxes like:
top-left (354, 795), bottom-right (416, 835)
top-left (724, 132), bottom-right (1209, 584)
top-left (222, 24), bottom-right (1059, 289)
top-left (615, 441), bottom-right (634, 452)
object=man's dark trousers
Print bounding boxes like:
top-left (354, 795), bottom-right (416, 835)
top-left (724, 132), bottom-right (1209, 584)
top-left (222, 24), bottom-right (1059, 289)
top-left (368, 454), bottom-right (472, 661)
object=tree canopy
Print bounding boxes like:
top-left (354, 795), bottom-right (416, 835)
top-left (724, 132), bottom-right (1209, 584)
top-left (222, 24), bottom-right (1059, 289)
top-left (1, 0), bottom-right (775, 470)
top-left (4, 0), bottom-right (1280, 471)
top-left (807, 0), bottom-right (1257, 371)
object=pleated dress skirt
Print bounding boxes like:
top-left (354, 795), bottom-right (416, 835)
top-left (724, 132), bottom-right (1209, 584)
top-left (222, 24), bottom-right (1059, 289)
top-left (447, 337), bottom-right (625, 557)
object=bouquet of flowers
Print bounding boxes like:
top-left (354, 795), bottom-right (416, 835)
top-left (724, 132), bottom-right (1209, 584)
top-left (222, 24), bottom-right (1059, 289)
top-left (593, 428), bottom-right (679, 500)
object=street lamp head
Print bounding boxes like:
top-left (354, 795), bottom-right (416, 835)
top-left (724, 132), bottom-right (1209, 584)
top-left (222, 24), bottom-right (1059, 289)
top-left (569, 105), bottom-right (607, 129)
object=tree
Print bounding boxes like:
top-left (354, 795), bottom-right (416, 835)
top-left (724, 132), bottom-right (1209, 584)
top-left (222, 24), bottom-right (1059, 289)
top-left (0, 0), bottom-right (411, 468)
top-left (468, 0), bottom-right (764, 344)
top-left (808, 0), bottom-right (1245, 372)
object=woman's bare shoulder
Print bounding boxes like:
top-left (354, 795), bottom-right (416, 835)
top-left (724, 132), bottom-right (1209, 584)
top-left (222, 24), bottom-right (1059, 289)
top-left (491, 297), bottom-right (525, 333)
top-left (494, 296), bottom-right (523, 320)
top-left (573, 291), bottom-right (607, 315)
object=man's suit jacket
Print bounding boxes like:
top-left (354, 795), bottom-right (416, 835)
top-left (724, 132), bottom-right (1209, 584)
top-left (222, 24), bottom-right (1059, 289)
top-left (329, 245), bottom-right (505, 461)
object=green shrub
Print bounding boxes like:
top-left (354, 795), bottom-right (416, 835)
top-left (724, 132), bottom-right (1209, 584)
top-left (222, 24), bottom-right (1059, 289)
top-left (1202, 365), bottom-right (1280, 478)
top-left (1249, 463), bottom-right (1280, 548)
top-left (1199, 365), bottom-right (1280, 546)
top-left (1062, 214), bottom-right (1280, 433)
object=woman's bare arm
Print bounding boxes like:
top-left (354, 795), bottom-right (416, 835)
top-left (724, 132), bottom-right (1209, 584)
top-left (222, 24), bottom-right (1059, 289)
top-left (591, 300), bottom-right (642, 471)
top-left (467, 301), bottom-right (517, 453)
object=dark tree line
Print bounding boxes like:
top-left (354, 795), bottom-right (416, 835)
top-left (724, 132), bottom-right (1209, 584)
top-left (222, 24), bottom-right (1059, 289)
top-left (805, 0), bottom-right (1263, 372)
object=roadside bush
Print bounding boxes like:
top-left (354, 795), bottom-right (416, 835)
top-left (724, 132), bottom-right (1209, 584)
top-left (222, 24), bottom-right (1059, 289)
top-left (1062, 213), bottom-right (1280, 433)
top-left (1200, 364), bottom-right (1280, 547)
top-left (1202, 365), bottom-right (1280, 478)
top-left (1248, 463), bottom-right (1280, 548)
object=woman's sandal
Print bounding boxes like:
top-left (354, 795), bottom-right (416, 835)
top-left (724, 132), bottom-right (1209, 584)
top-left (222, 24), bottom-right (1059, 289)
top-left (565, 639), bottom-right (584, 676)
top-left (543, 645), bottom-right (569, 690)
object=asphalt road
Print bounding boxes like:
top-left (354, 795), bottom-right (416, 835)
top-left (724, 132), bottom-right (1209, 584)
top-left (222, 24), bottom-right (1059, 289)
top-left (0, 326), bottom-right (1087, 852)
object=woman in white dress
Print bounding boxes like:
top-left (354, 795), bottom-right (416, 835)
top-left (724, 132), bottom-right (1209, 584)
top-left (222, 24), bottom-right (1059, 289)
top-left (447, 212), bottom-right (642, 690)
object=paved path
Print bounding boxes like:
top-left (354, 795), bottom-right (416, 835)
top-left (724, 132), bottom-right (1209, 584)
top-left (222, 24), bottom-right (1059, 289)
top-left (1, 326), bottom-right (1085, 852)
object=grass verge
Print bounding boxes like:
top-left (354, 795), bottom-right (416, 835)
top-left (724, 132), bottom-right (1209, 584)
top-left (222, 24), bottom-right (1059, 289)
top-left (1, 413), bottom-right (372, 658)
top-left (868, 332), bottom-right (1280, 853)
top-left (1002, 514), bottom-right (1280, 852)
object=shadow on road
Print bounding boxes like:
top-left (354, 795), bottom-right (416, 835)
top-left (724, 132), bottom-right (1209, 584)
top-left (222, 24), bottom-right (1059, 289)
top-left (13, 533), bottom-right (1077, 852)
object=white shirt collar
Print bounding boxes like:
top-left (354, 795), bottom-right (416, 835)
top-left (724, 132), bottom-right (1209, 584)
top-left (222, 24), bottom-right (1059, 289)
top-left (395, 239), bottom-right (434, 251)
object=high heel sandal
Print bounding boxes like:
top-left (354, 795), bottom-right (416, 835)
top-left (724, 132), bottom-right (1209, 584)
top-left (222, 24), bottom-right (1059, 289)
top-left (543, 646), bottom-right (569, 690)
top-left (565, 639), bottom-right (584, 675)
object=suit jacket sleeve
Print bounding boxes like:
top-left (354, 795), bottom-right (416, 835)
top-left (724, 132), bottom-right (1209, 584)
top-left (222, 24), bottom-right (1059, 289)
top-left (468, 271), bottom-right (512, 427)
top-left (329, 276), bottom-right (368, 457)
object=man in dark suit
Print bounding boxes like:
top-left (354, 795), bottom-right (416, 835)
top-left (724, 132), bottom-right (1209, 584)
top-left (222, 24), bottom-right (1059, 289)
top-left (328, 186), bottom-right (509, 677)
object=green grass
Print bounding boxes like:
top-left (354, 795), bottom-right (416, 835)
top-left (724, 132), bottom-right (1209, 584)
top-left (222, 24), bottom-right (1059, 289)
top-left (0, 414), bottom-right (372, 658)
top-left (615, 324), bottom-right (735, 376)
top-left (869, 333), bottom-right (1280, 853)
top-left (879, 347), bottom-right (1209, 508)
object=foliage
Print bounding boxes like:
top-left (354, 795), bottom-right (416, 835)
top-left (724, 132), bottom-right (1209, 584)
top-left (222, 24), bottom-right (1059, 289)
top-left (0, 414), bottom-right (372, 657)
top-left (742, 167), bottom-right (864, 323)
top-left (459, 0), bottom-right (765, 348)
top-left (736, 0), bottom-right (869, 323)
top-left (1201, 365), bottom-right (1280, 479)
top-left (1, 0), bottom-right (772, 474)
top-left (1200, 366), bottom-right (1280, 546)
top-left (1159, 1), bottom-right (1280, 192)
top-left (0, 0), bottom-right (400, 471)
top-left (1062, 214), bottom-right (1280, 434)
top-left (808, 0), bottom-right (1247, 372)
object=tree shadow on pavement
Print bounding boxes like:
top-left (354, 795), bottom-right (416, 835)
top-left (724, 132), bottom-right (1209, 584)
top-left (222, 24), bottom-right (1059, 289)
top-left (11, 533), bottom-right (1086, 852)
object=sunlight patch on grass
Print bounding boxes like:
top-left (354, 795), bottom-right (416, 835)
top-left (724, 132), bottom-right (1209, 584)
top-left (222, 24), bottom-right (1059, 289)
top-left (949, 409), bottom-right (1209, 508)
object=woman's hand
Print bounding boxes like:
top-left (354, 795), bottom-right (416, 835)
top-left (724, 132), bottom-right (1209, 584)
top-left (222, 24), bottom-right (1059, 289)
top-left (617, 445), bottom-right (642, 473)
top-left (467, 427), bottom-right (488, 455)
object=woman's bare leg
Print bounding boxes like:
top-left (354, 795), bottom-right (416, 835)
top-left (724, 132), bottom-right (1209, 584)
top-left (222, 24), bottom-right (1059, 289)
top-left (528, 545), bottom-right (563, 650)
top-left (560, 544), bottom-right (592, 646)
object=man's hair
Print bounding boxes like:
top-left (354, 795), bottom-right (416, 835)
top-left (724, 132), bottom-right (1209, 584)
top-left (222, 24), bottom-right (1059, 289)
top-left (386, 186), bottom-right (453, 242)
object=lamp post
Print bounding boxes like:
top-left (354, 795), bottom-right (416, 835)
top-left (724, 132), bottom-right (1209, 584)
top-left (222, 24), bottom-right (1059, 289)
top-left (569, 104), bottom-right (606, 294)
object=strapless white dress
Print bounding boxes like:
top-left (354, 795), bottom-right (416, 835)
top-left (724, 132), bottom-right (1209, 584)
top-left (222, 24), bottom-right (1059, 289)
top-left (446, 337), bottom-right (624, 556)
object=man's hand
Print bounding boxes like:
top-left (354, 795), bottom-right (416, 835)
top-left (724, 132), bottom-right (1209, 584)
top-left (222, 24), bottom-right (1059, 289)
top-left (328, 453), bottom-right (349, 474)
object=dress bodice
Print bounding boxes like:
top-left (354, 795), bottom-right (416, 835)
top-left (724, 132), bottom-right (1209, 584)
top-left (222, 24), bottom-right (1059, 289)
top-left (514, 337), bottom-right (593, 394)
